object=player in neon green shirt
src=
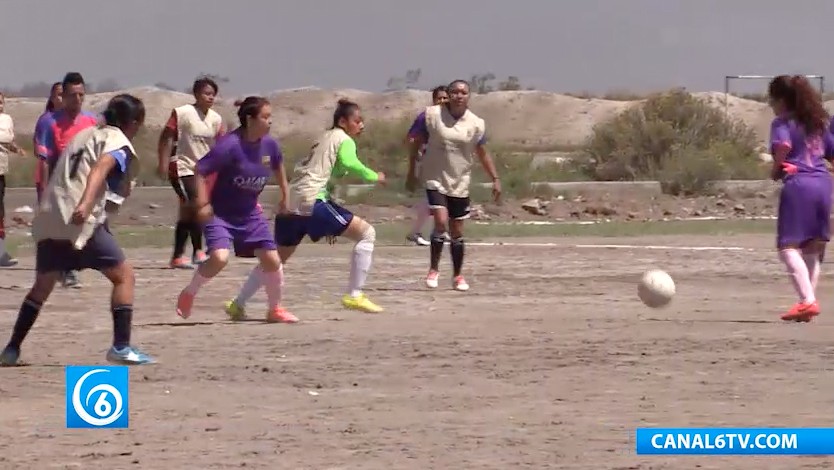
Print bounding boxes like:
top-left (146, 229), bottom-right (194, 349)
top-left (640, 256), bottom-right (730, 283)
top-left (225, 99), bottom-right (387, 317)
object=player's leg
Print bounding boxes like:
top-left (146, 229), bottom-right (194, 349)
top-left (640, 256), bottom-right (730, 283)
top-left (224, 214), bottom-right (303, 319)
top-left (254, 247), bottom-right (298, 323)
top-left (406, 198), bottom-right (431, 246)
top-left (177, 218), bottom-right (232, 319)
top-left (777, 179), bottom-right (819, 321)
top-left (0, 240), bottom-right (65, 365)
top-left (426, 190), bottom-right (450, 288)
top-left (83, 224), bottom-right (154, 364)
top-left (447, 196), bottom-right (471, 291)
top-left (0, 174), bottom-right (15, 267)
top-left (169, 174), bottom-right (194, 269)
top-left (179, 175), bottom-right (206, 265)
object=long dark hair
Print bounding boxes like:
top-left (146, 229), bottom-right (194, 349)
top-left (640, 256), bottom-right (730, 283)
top-left (768, 75), bottom-right (829, 135)
top-left (102, 94), bottom-right (145, 130)
top-left (45, 82), bottom-right (61, 112)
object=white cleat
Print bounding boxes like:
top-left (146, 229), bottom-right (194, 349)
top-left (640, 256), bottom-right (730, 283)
top-left (425, 270), bottom-right (439, 289)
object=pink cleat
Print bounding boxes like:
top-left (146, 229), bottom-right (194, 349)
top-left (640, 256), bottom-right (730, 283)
top-left (267, 307), bottom-right (299, 324)
top-left (177, 291), bottom-right (195, 319)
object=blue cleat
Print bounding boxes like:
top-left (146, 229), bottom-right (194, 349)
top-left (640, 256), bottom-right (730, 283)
top-left (106, 346), bottom-right (155, 365)
top-left (0, 347), bottom-right (20, 366)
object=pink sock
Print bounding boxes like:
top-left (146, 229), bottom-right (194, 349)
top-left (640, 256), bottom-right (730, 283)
top-left (184, 272), bottom-right (210, 295)
top-left (262, 268), bottom-right (283, 310)
top-left (780, 248), bottom-right (815, 303)
top-left (411, 199), bottom-right (430, 234)
top-left (802, 248), bottom-right (822, 292)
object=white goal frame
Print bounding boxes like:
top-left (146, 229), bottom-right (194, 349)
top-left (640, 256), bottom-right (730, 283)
top-left (724, 74), bottom-right (825, 115)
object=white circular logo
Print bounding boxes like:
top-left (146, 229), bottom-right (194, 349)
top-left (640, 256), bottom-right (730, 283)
top-left (71, 369), bottom-right (124, 426)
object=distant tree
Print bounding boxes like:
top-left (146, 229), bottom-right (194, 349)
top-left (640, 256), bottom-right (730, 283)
top-left (3, 81), bottom-right (53, 97)
top-left (497, 76), bottom-right (522, 91)
top-left (470, 73), bottom-right (495, 94)
top-left (93, 78), bottom-right (121, 93)
top-left (385, 68), bottom-right (422, 91)
top-left (154, 82), bottom-right (177, 91)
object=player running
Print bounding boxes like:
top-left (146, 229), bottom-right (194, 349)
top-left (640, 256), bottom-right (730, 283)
top-left (405, 85), bottom-right (449, 246)
top-left (223, 98), bottom-right (386, 317)
top-left (406, 79), bottom-right (501, 291)
top-left (0, 94), bottom-right (154, 366)
top-left (175, 96), bottom-right (297, 324)
top-left (0, 92), bottom-right (24, 267)
top-left (33, 82), bottom-right (63, 203)
top-left (36, 72), bottom-right (99, 289)
top-left (767, 75), bottom-right (834, 322)
top-left (157, 77), bottom-right (226, 269)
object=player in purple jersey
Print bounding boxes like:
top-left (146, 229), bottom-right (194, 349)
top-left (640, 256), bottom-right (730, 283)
top-left (767, 75), bottom-right (834, 322)
top-left (33, 82), bottom-right (63, 203)
top-left (405, 86), bottom-right (449, 246)
top-left (175, 97), bottom-right (298, 324)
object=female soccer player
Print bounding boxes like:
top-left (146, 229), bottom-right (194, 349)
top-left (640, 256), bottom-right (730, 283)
top-left (406, 80), bottom-right (501, 291)
top-left (405, 85), bottom-right (449, 246)
top-left (0, 94), bottom-right (154, 366)
top-left (767, 75), bottom-right (834, 322)
top-left (34, 82), bottom-right (63, 203)
top-left (0, 92), bottom-right (24, 267)
top-left (175, 96), bottom-right (297, 324)
top-left (157, 77), bottom-right (226, 269)
top-left (223, 98), bottom-right (386, 317)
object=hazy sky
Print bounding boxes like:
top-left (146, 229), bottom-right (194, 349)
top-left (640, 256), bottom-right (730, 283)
top-left (2, 0), bottom-right (832, 95)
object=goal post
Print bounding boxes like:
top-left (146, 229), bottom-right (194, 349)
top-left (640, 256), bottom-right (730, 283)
top-left (724, 74), bottom-right (825, 115)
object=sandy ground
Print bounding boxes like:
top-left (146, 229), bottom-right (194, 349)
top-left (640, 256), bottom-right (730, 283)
top-left (0, 232), bottom-right (833, 469)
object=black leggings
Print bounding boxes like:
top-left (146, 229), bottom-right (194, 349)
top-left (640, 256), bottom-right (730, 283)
top-left (0, 175), bottom-right (5, 237)
top-left (169, 175), bottom-right (203, 258)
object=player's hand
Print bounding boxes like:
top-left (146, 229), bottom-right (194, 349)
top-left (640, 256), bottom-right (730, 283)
top-left (194, 203), bottom-right (214, 224)
top-left (492, 178), bottom-right (502, 203)
top-left (277, 200), bottom-right (290, 214)
top-left (70, 202), bottom-right (92, 225)
top-left (157, 163), bottom-right (169, 180)
top-left (326, 235), bottom-right (337, 245)
top-left (376, 172), bottom-right (386, 186)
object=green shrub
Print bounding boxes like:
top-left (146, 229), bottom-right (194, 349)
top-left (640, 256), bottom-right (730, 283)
top-left (581, 88), bottom-right (765, 194)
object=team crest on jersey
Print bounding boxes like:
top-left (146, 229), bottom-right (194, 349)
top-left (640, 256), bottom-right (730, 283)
top-left (261, 155), bottom-right (271, 166)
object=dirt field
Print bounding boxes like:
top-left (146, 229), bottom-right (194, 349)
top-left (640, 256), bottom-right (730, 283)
top-left (1, 231), bottom-right (833, 469)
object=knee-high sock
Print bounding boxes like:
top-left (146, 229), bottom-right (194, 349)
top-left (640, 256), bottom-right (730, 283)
top-left (348, 226), bottom-right (375, 297)
top-left (780, 248), bottom-right (815, 303)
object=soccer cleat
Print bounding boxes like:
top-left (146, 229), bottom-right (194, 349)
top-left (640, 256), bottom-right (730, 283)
top-left (0, 347), bottom-right (19, 366)
top-left (266, 307), bottom-right (299, 323)
top-left (176, 291), bottom-right (195, 319)
top-left (170, 257), bottom-right (194, 270)
top-left (453, 275), bottom-right (470, 292)
top-left (781, 301), bottom-right (821, 322)
top-left (0, 253), bottom-right (18, 267)
top-left (192, 251), bottom-right (208, 265)
top-left (406, 233), bottom-right (431, 246)
top-left (342, 294), bottom-right (384, 313)
top-left (224, 299), bottom-right (247, 321)
top-left (63, 271), bottom-right (82, 288)
top-left (425, 270), bottom-right (440, 289)
top-left (106, 346), bottom-right (155, 365)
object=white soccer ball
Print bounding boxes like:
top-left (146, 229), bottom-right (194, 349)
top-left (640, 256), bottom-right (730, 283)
top-left (638, 269), bottom-right (675, 308)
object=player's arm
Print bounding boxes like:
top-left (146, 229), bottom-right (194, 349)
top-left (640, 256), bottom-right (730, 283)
top-left (769, 121), bottom-right (793, 181)
top-left (72, 150), bottom-right (127, 223)
top-left (406, 112), bottom-right (427, 188)
top-left (336, 138), bottom-right (382, 184)
top-left (193, 143), bottom-right (230, 210)
top-left (473, 130), bottom-right (501, 201)
top-left (157, 110), bottom-right (177, 179)
top-left (270, 141), bottom-right (290, 212)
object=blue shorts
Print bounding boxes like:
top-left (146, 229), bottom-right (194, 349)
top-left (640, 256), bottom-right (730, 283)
top-left (35, 223), bottom-right (125, 273)
top-left (274, 200), bottom-right (354, 247)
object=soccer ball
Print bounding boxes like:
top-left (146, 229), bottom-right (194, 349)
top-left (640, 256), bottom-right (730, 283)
top-left (638, 269), bottom-right (675, 308)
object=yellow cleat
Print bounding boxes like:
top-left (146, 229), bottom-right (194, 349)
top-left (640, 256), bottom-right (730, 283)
top-left (342, 293), bottom-right (384, 313)
top-left (224, 299), bottom-right (246, 321)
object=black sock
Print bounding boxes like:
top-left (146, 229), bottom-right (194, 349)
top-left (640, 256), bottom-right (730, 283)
top-left (430, 232), bottom-right (446, 271)
top-left (112, 305), bottom-right (133, 349)
top-left (173, 221), bottom-right (189, 258)
top-left (7, 296), bottom-right (43, 351)
top-left (450, 237), bottom-right (465, 276)
top-left (188, 222), bottom-right (203, 255)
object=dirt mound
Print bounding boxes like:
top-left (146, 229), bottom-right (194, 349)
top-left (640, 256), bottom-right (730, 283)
top-left (3, 86), bottom-right (787, 147)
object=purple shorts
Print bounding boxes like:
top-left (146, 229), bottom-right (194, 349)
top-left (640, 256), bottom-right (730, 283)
top-left (203, 213), bottom-right (276, 258)
top-left (35, 223), bottom-right (125, 273)
top-left (777, 174), bottom-right (833, 248)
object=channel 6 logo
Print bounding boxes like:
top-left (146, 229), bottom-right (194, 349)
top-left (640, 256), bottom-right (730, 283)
top-left (65, 366), bottom-right (129, 429)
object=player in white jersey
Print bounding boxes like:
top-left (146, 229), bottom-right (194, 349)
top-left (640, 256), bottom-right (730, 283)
top-left (406, 79), bottom-right (501, 291)
top-left (157, 77), bottom-right (226, 269)
top-left (405, 86), bottom-right (449, 246)
top-left (223, 99), bottom-right (387, 317)
top-left (0, 92), bottom-right (24, 267)
top-left (0, 95), bottom-right (154, 366)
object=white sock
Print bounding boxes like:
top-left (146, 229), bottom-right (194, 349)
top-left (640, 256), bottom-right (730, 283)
top-left (263, 268), bottom-right (283, 310)
top-left (184, 272), bottom-right (210, 296)
top-left (235, 266), bottom-right (265, 307)
top-left (802, 249), bottom-right (822, 292)
top-left (780, 248), bottom-right (815, 303)
top-left (348, 226), bottom-right (375, 297)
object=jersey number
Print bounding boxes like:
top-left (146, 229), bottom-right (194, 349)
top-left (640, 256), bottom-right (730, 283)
top-left (67, 149), bottom-right (85, 179)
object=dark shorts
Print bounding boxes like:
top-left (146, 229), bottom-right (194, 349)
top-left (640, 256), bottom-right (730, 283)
top-left (203, 213), bottom-right (277, 258)
top-left (170, 173), bottom-right (197, 203)
top-left (35, 223), bottom-right (125, 273)
top-left (274, 200), bottom-right (354, 247)
top-left (426, 189), bottom-right (470, 220)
